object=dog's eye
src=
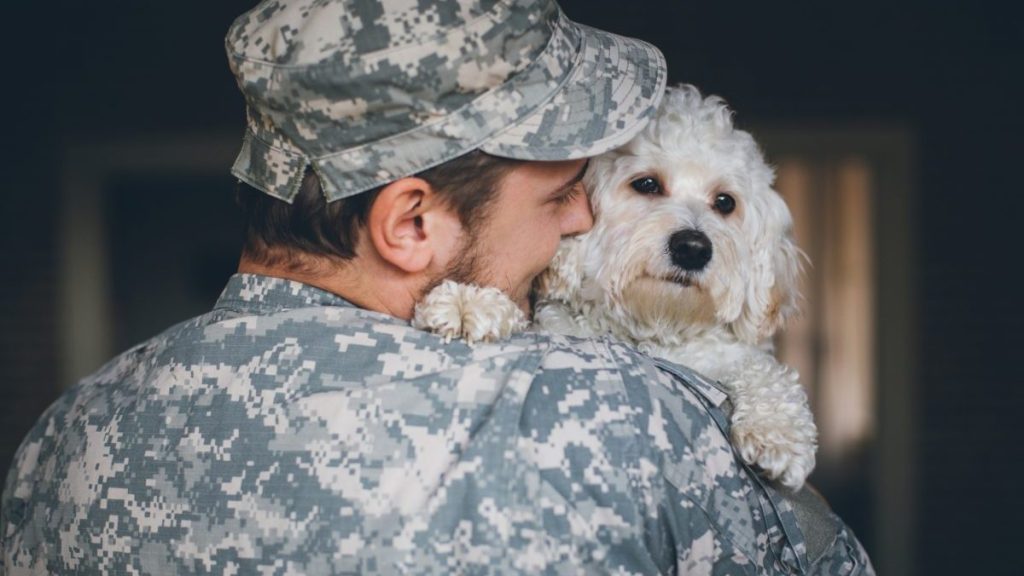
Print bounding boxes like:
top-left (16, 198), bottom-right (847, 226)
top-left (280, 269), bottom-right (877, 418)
top-left (630, 177), bottom-right (662, 195)
top-left (713, 193), bottom-right (736, 215)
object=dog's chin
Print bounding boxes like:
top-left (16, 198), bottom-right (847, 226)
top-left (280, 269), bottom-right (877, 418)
top-left (641, 273), bottom-right (705, 292)
top-left (618, 275), bottom-right (718, 334)
top-left (663, 272), bottom-right (700, 289)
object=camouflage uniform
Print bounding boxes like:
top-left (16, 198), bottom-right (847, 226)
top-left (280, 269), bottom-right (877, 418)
top-left (2, 274), bottom-right (873, 574)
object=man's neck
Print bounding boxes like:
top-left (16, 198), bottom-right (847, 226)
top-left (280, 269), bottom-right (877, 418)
top-left (237, 256), bottom-right (421, 320)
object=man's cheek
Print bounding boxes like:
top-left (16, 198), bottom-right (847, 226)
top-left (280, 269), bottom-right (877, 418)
top-left (532, 240), bottom-right (561, 278)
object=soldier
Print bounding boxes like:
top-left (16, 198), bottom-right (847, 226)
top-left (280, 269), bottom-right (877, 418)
top-left (1, 0), bottom-right (873, 574)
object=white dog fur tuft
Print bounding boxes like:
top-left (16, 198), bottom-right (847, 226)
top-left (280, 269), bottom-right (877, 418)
top-left (415, 85), bottom-right (818, 489)
top-left (413, 280), bottom-right (528, 344)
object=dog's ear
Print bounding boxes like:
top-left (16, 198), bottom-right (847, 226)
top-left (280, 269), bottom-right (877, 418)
top-left (534, 236), bottom-right (585, 305)
top-left (732, 194), bottom-right (804, 344)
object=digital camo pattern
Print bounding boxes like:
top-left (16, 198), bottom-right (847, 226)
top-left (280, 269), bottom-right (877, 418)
top-left (226, 0), bottom-right (666, 203)
top-left (2, 274), bottom-right (872, 574)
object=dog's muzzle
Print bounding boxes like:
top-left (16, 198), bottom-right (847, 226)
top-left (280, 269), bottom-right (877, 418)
top-left (668, 229), bottom-right (713, 271)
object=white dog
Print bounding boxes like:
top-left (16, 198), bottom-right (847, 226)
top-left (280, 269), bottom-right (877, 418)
top-left (414, 85), bottom-right (817, 489)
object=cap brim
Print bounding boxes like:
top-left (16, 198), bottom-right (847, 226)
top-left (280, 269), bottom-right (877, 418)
top-left (479, 22), bottom-right (667, 161)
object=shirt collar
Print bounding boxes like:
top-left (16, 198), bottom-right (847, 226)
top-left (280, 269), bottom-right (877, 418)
top-left (213, 273), bottom-right (358, 315)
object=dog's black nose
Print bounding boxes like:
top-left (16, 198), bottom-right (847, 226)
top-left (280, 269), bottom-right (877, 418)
top-left (668, 229), bottom-right (713, 271)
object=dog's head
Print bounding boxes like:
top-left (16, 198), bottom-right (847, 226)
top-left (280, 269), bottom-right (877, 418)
top-left (538, 85), bottom-right (803, 345)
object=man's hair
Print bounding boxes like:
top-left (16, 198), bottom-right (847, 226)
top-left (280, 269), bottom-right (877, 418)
top-left (237, 151), bottom-right (522, 272)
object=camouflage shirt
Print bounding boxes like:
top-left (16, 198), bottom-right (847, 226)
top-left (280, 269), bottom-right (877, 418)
top-left (2, 274), bottom-right (872, 575)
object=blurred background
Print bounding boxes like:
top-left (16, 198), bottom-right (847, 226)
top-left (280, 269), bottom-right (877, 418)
top-left (1, 1), bottom-right (1021, 574)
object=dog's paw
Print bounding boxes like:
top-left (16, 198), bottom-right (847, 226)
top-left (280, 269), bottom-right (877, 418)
top-left (721, 358), bottom-right (818, 489)
top-left (731, 415), bottom-right (817, 490)
top-left (413, 280), bottom-right (528, 344)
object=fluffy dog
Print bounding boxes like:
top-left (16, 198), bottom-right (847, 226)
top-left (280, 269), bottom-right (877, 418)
top-left (414, 85), bottom-right (817, 489)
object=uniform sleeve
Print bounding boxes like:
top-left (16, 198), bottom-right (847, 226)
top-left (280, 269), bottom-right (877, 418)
top-left (1, 475), bottom-right (8, 573)
top-left (518, 338), bottom-right (670, 573)
top-left (611, 343), bottom-right (767, 574)
top-left (1, 396), bottom-right (66, 573)
top-left (616, 345), bottom-right (875, 575)
top-left (519, 338), bottom-right (767, 574)
top-left (779, 485), bottom-right (876, 575)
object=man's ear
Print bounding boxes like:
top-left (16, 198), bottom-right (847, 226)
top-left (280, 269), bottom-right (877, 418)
top-left (366, 177), bottom-right (459, 273)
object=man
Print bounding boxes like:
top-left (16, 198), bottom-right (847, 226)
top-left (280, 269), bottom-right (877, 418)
top-left (1, 0), bottom-right (873, 573)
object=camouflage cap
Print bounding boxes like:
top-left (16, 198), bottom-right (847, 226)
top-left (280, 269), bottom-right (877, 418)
top-left (226, 0), bottom-right (667, 202)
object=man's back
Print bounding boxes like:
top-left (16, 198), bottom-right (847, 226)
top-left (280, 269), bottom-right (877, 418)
top-left (1, 274), bottom-right (869, 574)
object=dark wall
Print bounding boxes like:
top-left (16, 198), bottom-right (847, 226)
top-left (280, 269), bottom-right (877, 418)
top-left (2, 2), bottom-right (1022, 574)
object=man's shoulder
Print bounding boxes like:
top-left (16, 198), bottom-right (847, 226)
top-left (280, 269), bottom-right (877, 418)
top-left (527, 333), bottom-right (729, 415)
top-left (61, 305), bottom-right (723, 416)
top-left (517, 332), bottom-right (736, 472)
top-left (147, 303), bottom-right (659, 387)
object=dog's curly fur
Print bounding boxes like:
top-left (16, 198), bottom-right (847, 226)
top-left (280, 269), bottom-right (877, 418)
top-left (415, 85), bottom-right (818, 489)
